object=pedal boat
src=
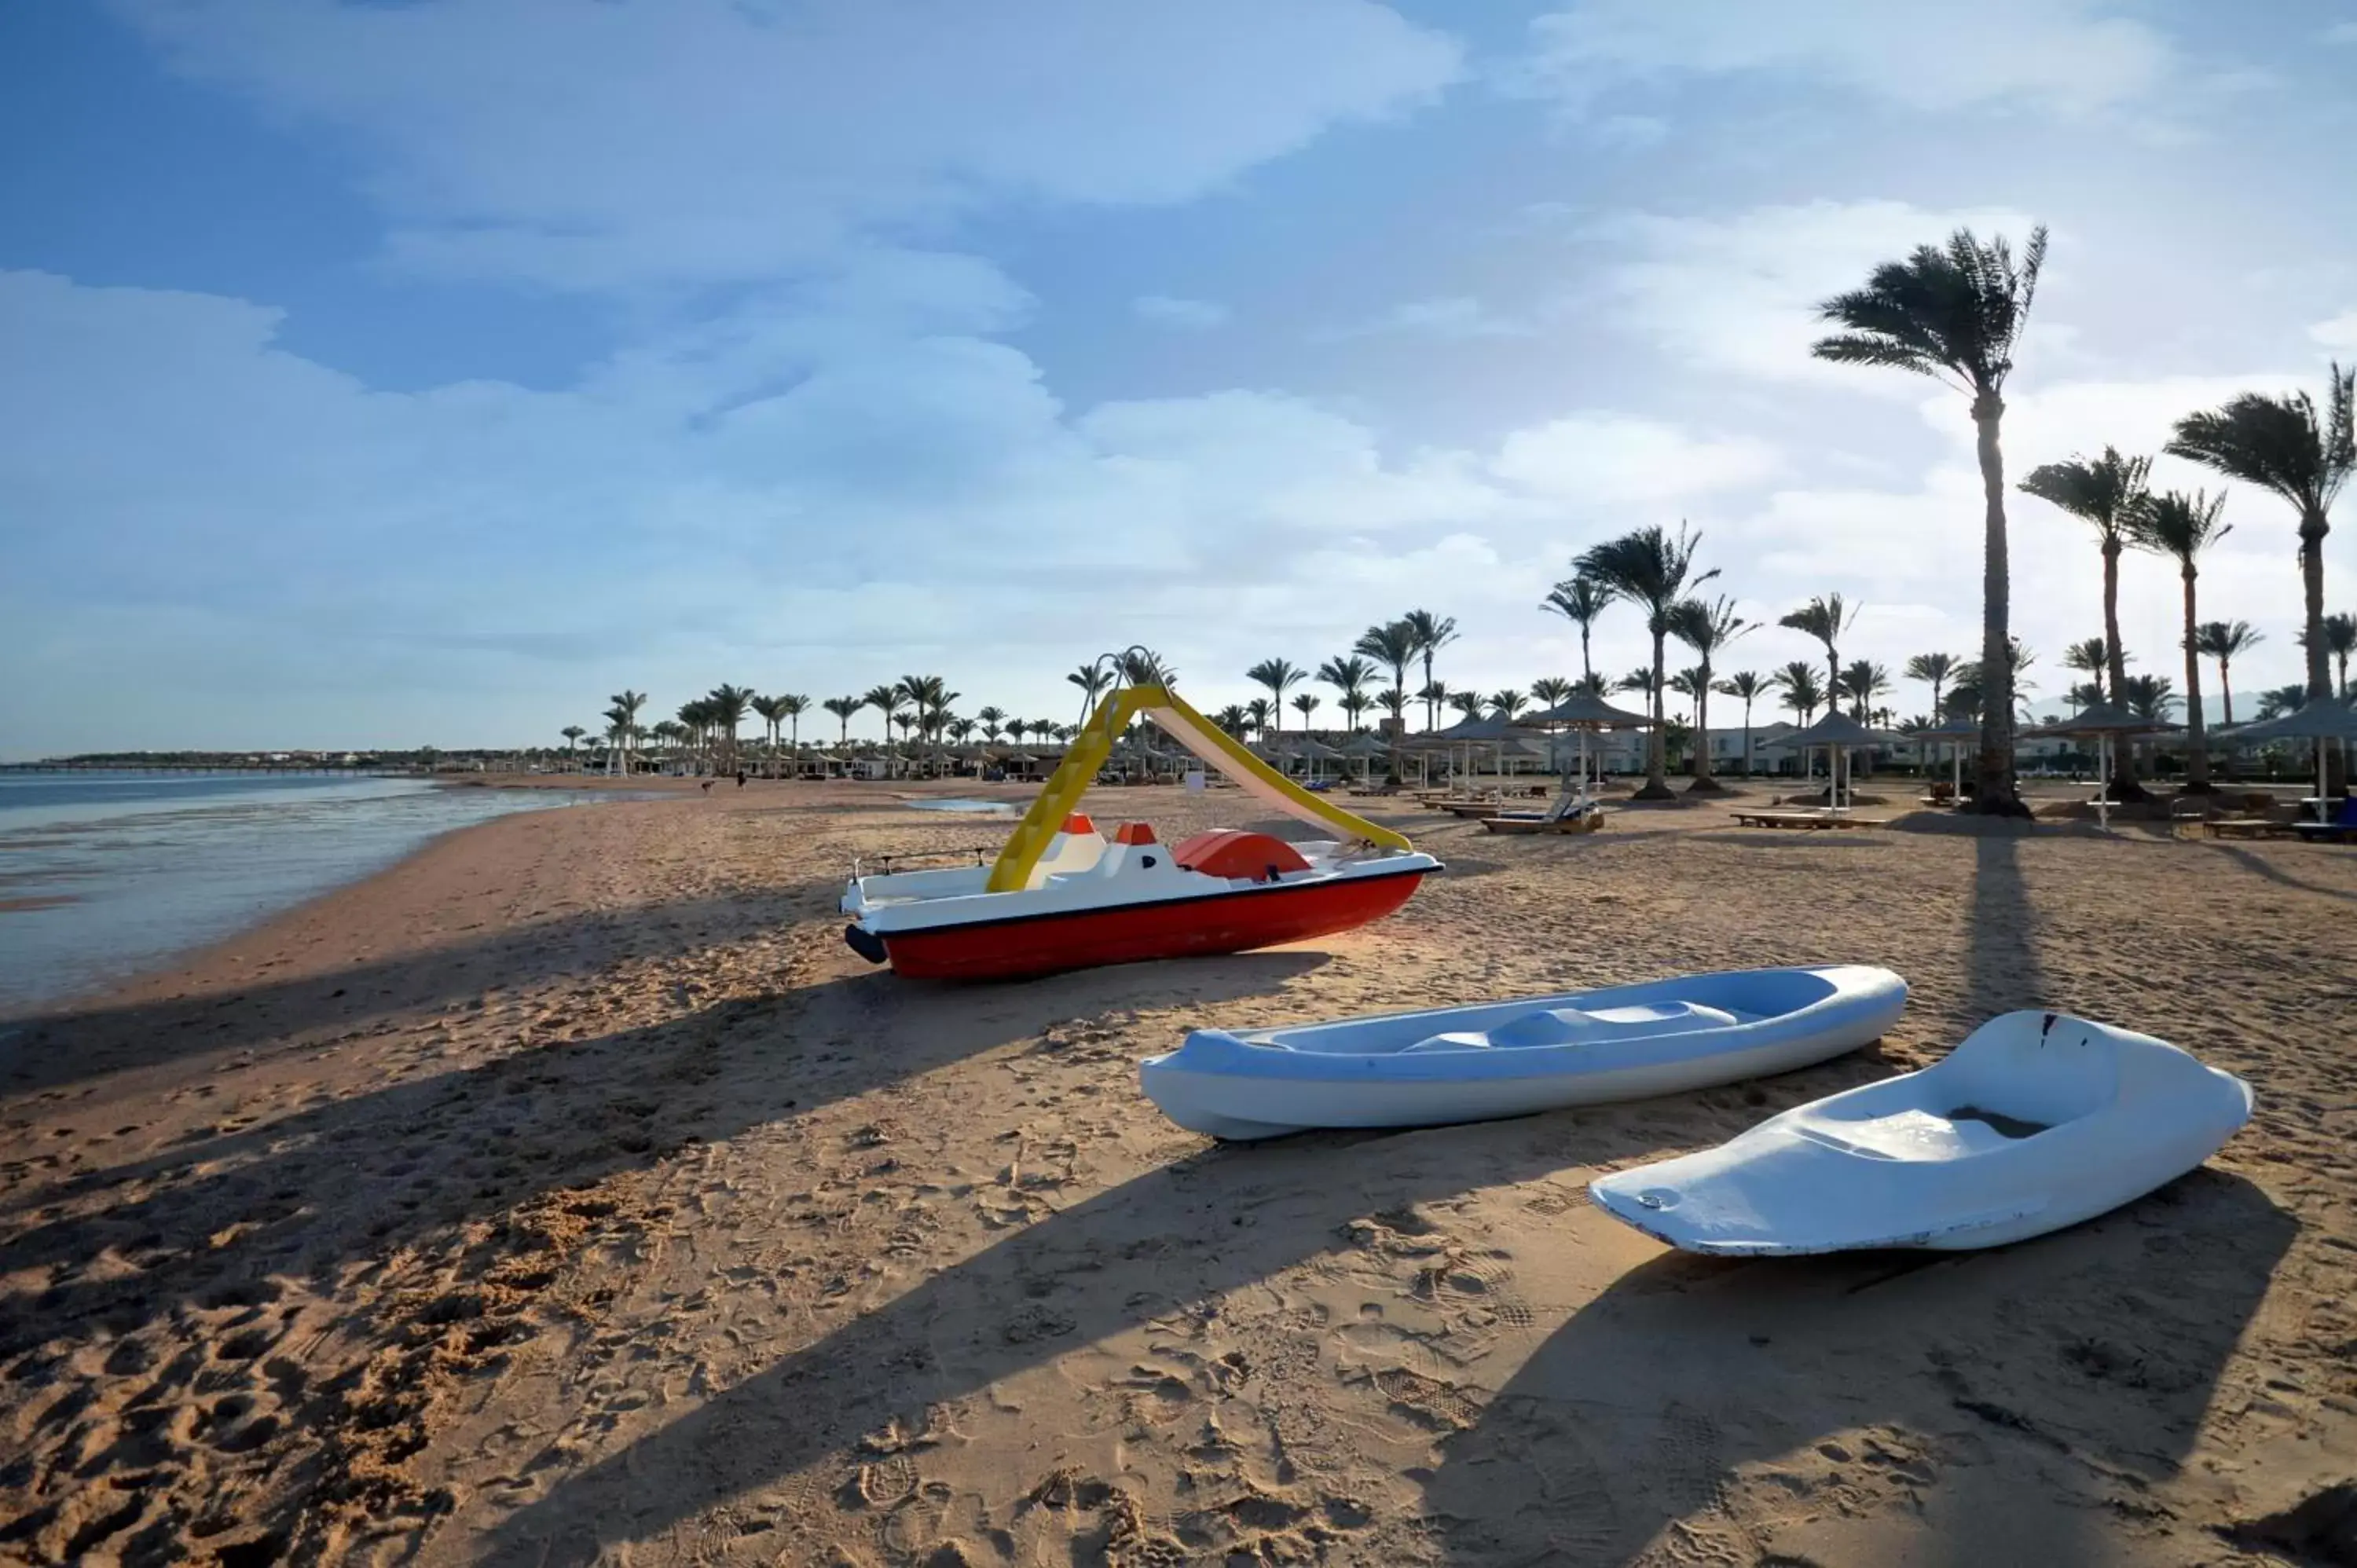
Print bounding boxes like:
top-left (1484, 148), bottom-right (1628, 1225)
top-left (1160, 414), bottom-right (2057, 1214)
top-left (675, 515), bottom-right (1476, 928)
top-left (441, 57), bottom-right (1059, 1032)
top-left (841, 676), bottom-right (1438, 981)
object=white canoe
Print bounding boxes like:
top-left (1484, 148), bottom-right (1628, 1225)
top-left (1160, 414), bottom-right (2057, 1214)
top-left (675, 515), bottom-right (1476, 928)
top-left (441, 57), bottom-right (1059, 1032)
top-left (1139, 965), bottom-right (1907, 1141)
top-left (1589, 1010), bottom-right (2254, 1254)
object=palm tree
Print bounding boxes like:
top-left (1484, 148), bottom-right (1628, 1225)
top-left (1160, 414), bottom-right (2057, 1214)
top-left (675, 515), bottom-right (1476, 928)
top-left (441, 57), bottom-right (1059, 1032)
top-left (1839, 660), bottom-right (1891, 722)
top-left (1244, 697), bottom-right (1274, 739)
top-left (1448, 690), bottom-right (1486, 722)
top-left (1067, 662), bottom-right (1113, 714)
top-left (1571, 672), bottom-right (1607, 698)
top-left (750, 694), bottom-right (784, 762)
top-left (1353, 621), bottom-right (1417, 729)
top-left (705, 684), bottom-right (752, 772)
top-left (1777, 593), bottom-right (1857, 788)
top-left (1486, 688), bottom-right (1527, 720)
top-left (1116, 648), bottom-right (1175, 687)
top-left (2121, 673), bottom-right (2179, 722)
top-left (1530, 676), bottom-right (1574, 709)
top-left (607, 689), bottom-right (647, 775)
top-left (1317, 655), bottom-right (1376, 734)
top-left (1773, 661), bottom-right (1824, 726)
top-left (1668, 594), bottom-right (1748, 789)
top-left (1714, 671), bottom-right (1765, 776)
top-left (1212, 705), bottom-right (1248, 737)
top-left (2300, 611), bottom-right (2356, 699)
top-left (2168, 364), bottom-right (2352, 712)
top-left (861, 683), bottom-right (904, 767)
top-left (1904, 653), bottom-right (1957, 724)
top-left (976, 705), bottom-right (1006, 743)
top-left (1245, 658), bottom-right (1306, 735)
top-left (2193, 622), bottom-right (2263, 726)
top-left (778, 694), bottom-right (808, 758)
top-left (1401, 609), bottom-right (1460, 730)
top-left (1948, 639), bottom-right (2038, 724)
top-left (2061, 636), bottom-right (2118, 705)
top-left (2257, 684), bottom-right (2311, 720)
top-left (1415, 681), bottom-right (1449, 730)
top-left (1815, 223), bottom-right (2047, 815)
top-left (1541, 575), bottom-right (1616, 683)
top-left (1574, 522), bottom-right (1717, 797)
top-left (559, 724), bottom-right (586, 771)
top-left (823, 695), bottom-right (862, 747)
top-left (2128, 488), bottom-right (2231, 789)
top-left (2020, 445), bottom-right (2153, 792)
top-left (1292, 692), bottom-right (1321, 729)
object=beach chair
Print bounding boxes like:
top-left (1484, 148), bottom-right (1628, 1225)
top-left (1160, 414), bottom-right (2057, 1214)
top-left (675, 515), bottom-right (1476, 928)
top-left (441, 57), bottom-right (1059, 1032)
top-left (2291, 796), bottom-right (2357, 844)
top-left (2168, 797), bottom-right (2212, 841)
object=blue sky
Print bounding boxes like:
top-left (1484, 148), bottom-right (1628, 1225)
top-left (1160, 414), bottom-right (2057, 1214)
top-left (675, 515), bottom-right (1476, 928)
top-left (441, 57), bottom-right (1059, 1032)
top-left (4, 0), bottom-right (2354, 756)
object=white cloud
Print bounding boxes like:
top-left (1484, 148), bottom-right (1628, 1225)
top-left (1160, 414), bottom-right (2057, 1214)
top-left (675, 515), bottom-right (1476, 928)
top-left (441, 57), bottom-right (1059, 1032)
top-left (1595, 199), bottom-right (2037, 386)
top-left (4, 267), bottom-right (1812, 749)
top-left (2311, 310), bottom-right (2357, 350)
top-left (1132, 295), bottom-right (1230, 331)
top-left (115, 0), bottom-right (1462, 291)
top-left (2326, 21), bottom-right (2357, 44)
top-left (1514, 0), bottom-right (2178, 118)
top-left (1491, 414), bottom-right (1780, 503)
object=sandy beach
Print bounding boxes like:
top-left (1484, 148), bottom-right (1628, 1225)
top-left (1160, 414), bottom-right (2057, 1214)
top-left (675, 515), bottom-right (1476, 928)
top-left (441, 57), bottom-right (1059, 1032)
top-left (4, 779), bottom-right (2355, 1566)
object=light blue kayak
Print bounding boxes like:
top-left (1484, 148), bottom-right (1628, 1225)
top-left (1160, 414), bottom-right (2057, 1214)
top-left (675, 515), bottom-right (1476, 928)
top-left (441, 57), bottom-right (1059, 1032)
top-left (1142, 965), bottom-right (1907, 1140)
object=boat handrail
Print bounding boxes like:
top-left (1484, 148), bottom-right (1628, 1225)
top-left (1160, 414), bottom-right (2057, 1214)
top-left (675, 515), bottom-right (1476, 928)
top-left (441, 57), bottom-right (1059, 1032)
top-left (851, 846), bottom-right (996, 878)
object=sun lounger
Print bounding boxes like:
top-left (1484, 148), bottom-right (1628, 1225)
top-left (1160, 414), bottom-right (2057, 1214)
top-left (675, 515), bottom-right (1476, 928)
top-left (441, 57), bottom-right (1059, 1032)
top-left (1729, 809), bottom-right (1887, 830)
top-left (1480, 811), bottom-right (1603, 835)
top-left (2208, 817), bottom-right (2287, 840)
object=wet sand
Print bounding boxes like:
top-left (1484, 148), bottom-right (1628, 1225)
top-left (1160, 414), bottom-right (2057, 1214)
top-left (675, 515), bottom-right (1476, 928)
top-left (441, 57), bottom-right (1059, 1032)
top-left (2, 777), bottom-right (2354, 1566)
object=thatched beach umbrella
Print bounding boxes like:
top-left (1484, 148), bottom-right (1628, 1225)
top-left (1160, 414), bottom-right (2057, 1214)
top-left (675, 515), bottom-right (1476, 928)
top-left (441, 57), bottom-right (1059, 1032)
top-left (2024, 702), bottom-right (2162, 830)
top-left (1783, 710), bottom-right (1882, 811)
top-left (1916, 715), bottom-right (1981, 801)
top-left (2216, 698), bottom-right (2357, 824)
top-left (1519, 694), bottom-right (1653, 794)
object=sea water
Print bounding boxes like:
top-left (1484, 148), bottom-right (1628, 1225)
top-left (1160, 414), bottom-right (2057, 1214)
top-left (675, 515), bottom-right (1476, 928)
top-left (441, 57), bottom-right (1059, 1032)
top-left (0, 773), bottom-right (625, 1016)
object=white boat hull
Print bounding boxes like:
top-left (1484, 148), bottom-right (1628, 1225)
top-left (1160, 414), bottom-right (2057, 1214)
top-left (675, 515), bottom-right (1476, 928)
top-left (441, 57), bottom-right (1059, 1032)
top-left (1589, 1010), bottom-right (2254, 1253)
top-left (1141, 965), bottom-right (1906, 1140)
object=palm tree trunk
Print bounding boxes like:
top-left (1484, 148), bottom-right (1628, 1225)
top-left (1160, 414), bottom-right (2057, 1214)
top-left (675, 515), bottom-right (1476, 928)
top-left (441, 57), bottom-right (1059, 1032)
top-left (1579, 627), bottom-right (1592, 681)
top-left (1637, 632), bottom-right (1672, 798)
top-left (1970, 390), bottom-right (2025, 814)
top-left (2216, 659), bottom-right (2234, 727)
top-left (2301, 507), bottom-right (2347, 794)
top-left (1742, 699), bottom-right (1754, 777)
top-left (2179, 566), bottom-right (2211, 789)
top-left (2101, 537), bottom-right (2147, 799)
top-left (1689, 676), bottom-right (1717, 789)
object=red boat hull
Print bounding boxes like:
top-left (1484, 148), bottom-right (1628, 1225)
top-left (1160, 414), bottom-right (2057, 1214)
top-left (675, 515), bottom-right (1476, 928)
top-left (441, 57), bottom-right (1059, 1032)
top-left (875, 869), bottom-right (1427, 981)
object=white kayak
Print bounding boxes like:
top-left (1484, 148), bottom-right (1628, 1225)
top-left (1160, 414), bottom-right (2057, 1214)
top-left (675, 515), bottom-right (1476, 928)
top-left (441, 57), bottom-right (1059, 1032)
top-left (1139, 965), bottom-right (1906, 1141)
top-left (1590, 1010), bottom-right (2254, 1255)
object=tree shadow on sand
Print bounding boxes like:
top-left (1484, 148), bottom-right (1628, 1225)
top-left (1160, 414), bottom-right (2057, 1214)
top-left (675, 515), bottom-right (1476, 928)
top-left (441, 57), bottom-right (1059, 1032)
top-left (1426, 1168), bottom-right (2292, 1565)
top-left (463, 1050), bottom-right (1913, 1566)
top-left (0, 881), bottom-right (848, 1097)
top-left (1967, 832), bottom-right (2049, 1020)
top-left (0, 950), bottom-right (1330, 1357)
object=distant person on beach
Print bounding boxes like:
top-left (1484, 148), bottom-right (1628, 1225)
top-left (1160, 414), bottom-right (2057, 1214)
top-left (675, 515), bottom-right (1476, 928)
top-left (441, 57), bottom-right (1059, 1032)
top-left (735, 770), bottom-right (746, 788)
top-left (701, 779), bottom-right (713, 793)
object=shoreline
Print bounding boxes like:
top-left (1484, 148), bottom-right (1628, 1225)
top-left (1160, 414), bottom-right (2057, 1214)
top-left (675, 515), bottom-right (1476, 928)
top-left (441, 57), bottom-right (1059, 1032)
top-left (2, 784), bottom-right (2352, 1563)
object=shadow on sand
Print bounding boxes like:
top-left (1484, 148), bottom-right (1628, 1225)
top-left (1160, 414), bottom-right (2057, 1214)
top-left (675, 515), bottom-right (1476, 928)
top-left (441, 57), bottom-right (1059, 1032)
top-left (0, 950), bottom-right (1331, 1357)
top-left (465, 1048), bottom-right (1915, 1566)
top-left (0, 881), bottom-right (841, 1097)
top-left (1426, 1168), bottom-right (2291, 1565)
top-left (1966, 832), bottom-right (2048, 1020)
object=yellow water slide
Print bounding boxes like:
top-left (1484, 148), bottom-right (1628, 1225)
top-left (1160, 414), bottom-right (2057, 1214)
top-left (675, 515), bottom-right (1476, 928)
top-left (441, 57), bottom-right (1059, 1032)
top-left (984, 684), bottom-right (1411, 892)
